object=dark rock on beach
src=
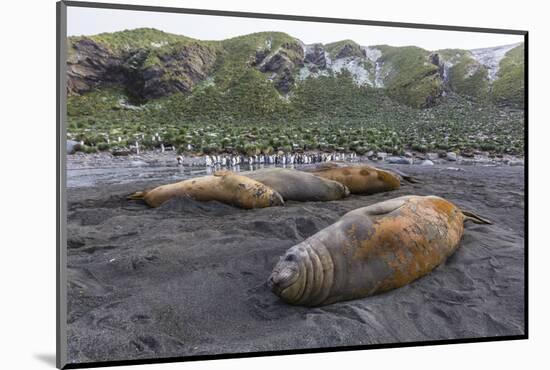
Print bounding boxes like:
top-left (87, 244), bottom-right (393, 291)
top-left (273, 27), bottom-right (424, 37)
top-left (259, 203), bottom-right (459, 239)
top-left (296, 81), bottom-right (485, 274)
top-left (67, 140), bottom-right (81, 155)
top-left (447, 152), bottom-right (458, 161)
top-left (65, 161), bottom-right (525, 364)
top-left (386, 156), bottom-right (412, 164)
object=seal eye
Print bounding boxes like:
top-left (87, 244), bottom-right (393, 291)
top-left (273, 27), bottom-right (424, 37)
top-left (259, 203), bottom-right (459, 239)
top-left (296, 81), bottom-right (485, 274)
top-left (285, 254), bottom-right (296, 262)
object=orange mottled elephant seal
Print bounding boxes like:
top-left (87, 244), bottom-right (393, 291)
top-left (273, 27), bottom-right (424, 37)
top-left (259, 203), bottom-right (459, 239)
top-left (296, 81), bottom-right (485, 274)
top-left (242, 168), bottom-right (350, 202)
top-left (268, 195), bottom-right (491, 306)
top-left (128, 171), bottom-right (284, 209)
top-left (304, 162), bottom-right (413, 194)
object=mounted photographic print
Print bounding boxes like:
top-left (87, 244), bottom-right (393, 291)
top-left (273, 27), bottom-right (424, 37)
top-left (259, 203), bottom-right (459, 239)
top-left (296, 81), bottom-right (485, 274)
top-left (56, 1), bottom-right (527, 368)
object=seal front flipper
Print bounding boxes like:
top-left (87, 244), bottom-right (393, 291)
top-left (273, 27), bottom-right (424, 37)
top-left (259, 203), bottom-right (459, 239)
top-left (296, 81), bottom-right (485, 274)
top-left (353, 195), bottom-right (416, 217)
top-left (462, 210), bottom-right (492, 225)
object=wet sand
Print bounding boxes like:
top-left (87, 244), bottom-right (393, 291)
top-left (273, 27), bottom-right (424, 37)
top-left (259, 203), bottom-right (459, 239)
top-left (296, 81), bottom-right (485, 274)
top-left (65, 162), bottom-right (525, 364)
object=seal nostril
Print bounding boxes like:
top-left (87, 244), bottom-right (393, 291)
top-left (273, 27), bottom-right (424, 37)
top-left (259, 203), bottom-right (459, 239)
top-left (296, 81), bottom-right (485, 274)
top-left (285, 254), bottom-right (296, 262)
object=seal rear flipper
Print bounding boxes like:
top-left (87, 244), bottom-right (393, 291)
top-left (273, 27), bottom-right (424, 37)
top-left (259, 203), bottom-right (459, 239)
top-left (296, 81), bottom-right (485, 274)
top-left (390, 168), bottom-right (421, 184)
top-left (127, 191), bottom-right (146, 200)
top-left (462, 210), bottom-right (492, 225)
top-left (400, 174), bottom-right (421, 184)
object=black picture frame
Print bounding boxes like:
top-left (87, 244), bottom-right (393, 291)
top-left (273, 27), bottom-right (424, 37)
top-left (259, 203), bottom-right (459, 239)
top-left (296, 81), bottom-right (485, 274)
top-left (56, 1), bottom-right (528, 368)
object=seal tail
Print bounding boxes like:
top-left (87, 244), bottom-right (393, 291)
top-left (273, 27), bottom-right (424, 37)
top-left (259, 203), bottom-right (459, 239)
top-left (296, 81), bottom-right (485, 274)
top-left (400, 174), bottom-right (421, 184)
top-left (390, 169), bottom-right (421, 184)
top-left (127, 191), bottom-right (146, 200)
top-left (462, 210), bottom-right (492, 225)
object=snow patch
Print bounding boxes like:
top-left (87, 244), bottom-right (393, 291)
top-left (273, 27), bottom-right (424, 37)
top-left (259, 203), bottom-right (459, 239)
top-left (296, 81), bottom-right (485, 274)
top-left (118, 99), bottom-right (143, 111)
top-left (298, 66), bottom-right (330, 80)
top-left (442, 62), bottom-right (452, 83)
top-left (150, 41), bottom-right (167, 48)
top-left (365, 47), bottom-right (385, 87)
top-left (329, 57), bottom-right (372, 86)
top-left (365, 47), bottom-right (382, 62)
top-left (374, 61), bottom-right (387, 88)
top-left (470, 43), bottom-right (521, 81)
top-left (299, 43), bottom-right (376, 86)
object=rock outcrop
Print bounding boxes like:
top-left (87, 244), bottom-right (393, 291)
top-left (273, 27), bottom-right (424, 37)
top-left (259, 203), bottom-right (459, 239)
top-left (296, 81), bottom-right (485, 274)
top-left (67, 38), bottom-right (124, 94)
top-left (67, 38), bottom-right (217, 99)
top-left (334, 42), bottom-right (365, 59)
top-left (257, 42), bottom-right (305, 93)
top-left (304, 44), bottom-right (327, 69)
top-left (140, 43), bottom-right (217, 99)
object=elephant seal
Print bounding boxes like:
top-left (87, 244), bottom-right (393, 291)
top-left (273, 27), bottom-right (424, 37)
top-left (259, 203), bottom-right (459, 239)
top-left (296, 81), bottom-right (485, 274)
top-left (242, 168), bottom-right (350, 202)
top-left (305, 162), bottom-right (413, 194)
top-left (268, 195), bottom-right (491, 306)
top-left (128, 171), bottom-right (284, 209)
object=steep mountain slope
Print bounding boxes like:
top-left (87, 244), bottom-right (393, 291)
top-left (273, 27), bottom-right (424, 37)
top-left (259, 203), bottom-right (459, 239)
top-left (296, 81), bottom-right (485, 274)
top-left (67, 28), bottom-right (524, 109)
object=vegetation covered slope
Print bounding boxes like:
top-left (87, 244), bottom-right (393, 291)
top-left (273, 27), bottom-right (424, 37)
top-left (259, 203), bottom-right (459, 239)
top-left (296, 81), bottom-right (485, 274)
top-left (374, 45), bottom-right (443, 108)
top-left (492, 44), bottom-right (525, 108)
top-left (438, 49), bottom-right (490, 99)
top-left (67, 80), bottom-right (524, 157)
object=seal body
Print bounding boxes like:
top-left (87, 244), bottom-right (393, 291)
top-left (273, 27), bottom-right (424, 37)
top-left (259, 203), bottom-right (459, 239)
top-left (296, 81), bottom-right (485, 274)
top-left (128, 171), bottom-right (284, 209)
top-left (242, 168), bottom-right (350, 201)
top-left (268, 195), bottom-right (486, 306)
top-left (306, 163), bottom-right (401, 194)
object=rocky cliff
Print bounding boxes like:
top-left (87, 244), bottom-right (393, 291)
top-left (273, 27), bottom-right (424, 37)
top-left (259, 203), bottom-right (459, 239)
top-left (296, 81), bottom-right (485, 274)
top-left (67, 28), bottom-right (524, 109)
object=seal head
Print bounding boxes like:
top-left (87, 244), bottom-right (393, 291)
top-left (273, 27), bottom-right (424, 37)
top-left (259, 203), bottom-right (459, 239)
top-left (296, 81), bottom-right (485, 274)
top-left (268, 251), bottom-right (303, 302)
top-left (268, 242), bottom-right (334, 306)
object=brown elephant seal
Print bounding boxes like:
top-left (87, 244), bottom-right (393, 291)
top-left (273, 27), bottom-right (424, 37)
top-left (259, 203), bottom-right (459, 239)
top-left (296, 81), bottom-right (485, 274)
top-left (305, 162), bottom-right (413, 194)
top-left (242, 168), bottom-right (350, 202)
top-left (128, 171), bottom-right (284, 209)
top-left (268, 195), bottom-right (491, 306)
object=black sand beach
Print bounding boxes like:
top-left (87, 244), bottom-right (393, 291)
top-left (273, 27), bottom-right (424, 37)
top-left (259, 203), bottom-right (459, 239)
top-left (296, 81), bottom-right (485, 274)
top-left (66, 160), bottom-right (525, 364)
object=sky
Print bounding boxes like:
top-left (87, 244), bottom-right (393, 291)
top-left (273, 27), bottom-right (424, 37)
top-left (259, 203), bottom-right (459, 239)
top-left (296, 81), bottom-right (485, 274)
top-left (67, 6), bottom-right (524, 51)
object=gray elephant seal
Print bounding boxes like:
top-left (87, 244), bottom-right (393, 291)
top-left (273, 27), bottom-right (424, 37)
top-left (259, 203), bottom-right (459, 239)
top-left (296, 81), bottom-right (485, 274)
top-left (242, 168), bottom-right (350, 202)
top-left (268, 195), bottom-right (491, 306)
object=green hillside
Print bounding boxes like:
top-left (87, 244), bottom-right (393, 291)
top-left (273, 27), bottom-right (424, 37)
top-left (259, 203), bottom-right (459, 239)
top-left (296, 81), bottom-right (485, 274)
top-left (492, 44), bottom-right (525, 107)
top-left (374, 45), bottom-right (443, 108)
top-left (66, 28), bottom-right (525, 156)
